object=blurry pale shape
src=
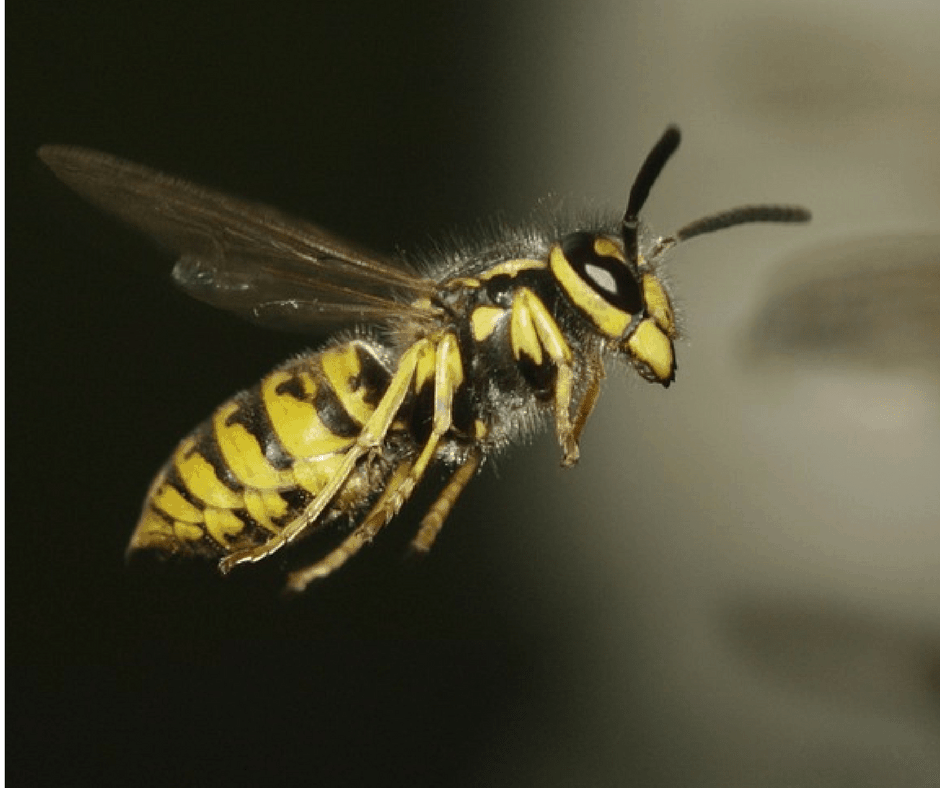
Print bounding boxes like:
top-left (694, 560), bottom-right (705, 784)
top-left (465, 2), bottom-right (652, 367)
top-left (791, 373), bottom-right (937, 431)
top-left (724, 596), bottom-right (940, 720)
top-left (715, 10), bottom-right (940, 129)
top-left (747, 233), bottom-right (940, 378)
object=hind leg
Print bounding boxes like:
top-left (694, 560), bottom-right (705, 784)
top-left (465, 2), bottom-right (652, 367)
top-left (284, 459), bottom-right (416, 593)
top-left (411, 448), bottom-right (482, 553)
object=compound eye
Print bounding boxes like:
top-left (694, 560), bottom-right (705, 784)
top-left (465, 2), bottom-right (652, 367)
top-left (561, 232), bottom-right (643, 315)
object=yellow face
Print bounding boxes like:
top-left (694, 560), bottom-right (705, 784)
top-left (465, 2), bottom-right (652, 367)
top-left (549, 231), bottom-right (677, 386)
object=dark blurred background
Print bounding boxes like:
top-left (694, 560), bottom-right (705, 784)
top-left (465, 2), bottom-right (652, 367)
top-left (9, 1), bottom-right (940, 786)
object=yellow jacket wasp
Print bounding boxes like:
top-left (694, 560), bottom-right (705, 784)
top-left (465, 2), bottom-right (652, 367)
top-left (40, 126), bottom-right (810, 592)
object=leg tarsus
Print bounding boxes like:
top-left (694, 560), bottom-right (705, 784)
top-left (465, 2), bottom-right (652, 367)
top-left (411, 449), bottom-right (482, 554)
top-left (555, 363), bottom-right (579, 466)
top-left (284, 460), bottom-right (415, 593)
top-left (562, 355), bottom-right (606, 467)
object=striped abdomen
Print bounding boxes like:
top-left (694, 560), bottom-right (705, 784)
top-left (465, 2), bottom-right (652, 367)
top-left (129, 339), bottom-right (397, 560)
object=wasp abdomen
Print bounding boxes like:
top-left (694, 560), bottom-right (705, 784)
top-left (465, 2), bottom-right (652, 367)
top-left (129, 339), bottom-right (396, 560)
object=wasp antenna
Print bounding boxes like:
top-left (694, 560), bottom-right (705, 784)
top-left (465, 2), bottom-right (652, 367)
top-left (675, 204), bottom-right (811, 243)
top-left (622, 125), bottom-right (682, 263)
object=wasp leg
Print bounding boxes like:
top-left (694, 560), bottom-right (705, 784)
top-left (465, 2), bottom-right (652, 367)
top-left (515, 289), bottom-right (580, 466)
top-left (568, 353), bottom-right (606, 457)
top-left (218, 338), bottom-right (433, 574)
top-left (284, 459), bottom-right (416, 593)
top-left (393, 332), bottom-right (464, 501)
top-left (285, 332), bottom-right (467, 589)
top-left (412, 447), bottom-right (482, 553)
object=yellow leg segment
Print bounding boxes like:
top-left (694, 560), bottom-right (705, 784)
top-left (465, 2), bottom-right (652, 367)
top-left (515, 289), bottom-right (580, 466)
top-left (394, 332), bottom-right (464, 502)
top-left (219, 338), bottom-right (432, 574)
top-left (554, 364), bottom-right (578, 465)
top-left (567, 353), bottom-right (606, 465)
top-left (283, 459), bottom-right (416, 593)
top-left (412, 448), bottom-right (482, 553)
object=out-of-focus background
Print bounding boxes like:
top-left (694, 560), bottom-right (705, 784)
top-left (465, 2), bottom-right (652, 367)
top-left (10, 1), bottom-right (940, 786)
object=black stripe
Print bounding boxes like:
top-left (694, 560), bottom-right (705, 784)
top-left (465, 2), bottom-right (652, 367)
top-left (232, 508), bottom-right (277, 546)
top-left (517, 355), bottom-right (557, 399)
top-left (162, 465), bottom-right (206, 511)
top-left (225, 387), bottom-right (294, 471)
top-left (315, 381), bottom-right (362, 438)
top-left (193, 419), bottom-right (246, 494)
top-left (351, 343), bottom-right (392, 407)
top-left (278, 486), bottom-right (312, 525)
top-left (407, 381), bottom-right (434, 445)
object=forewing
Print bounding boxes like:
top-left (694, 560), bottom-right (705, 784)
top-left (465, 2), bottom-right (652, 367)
top-left (38, 145), bottom-right (438, 328)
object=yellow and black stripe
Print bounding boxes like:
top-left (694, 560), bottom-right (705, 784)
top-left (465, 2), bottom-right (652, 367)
top-left (131, 340), bottom-right (397, 559)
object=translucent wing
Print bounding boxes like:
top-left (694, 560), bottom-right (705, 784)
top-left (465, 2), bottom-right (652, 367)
top-left (38, 145), bottom-right (439, 329)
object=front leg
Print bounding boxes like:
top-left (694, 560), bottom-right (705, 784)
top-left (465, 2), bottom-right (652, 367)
top-left (567, 352), bottom-right (606, 464)
top-left (511, 289), bottom-right (580, 466)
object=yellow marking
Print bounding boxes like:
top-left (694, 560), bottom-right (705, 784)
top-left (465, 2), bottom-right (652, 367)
top-left (220, 339), bottom-right (433, 572)
top-left (213, 401), bottom-right (295, 490)
top-left (131, 508), bottom-right (204, 552)
top-left (470, 305), bottom-right (505, 342)
top-left (413, 341), bottom-right (438, 392)
top-left (243, 489), bottom-right (288, 533)
top-left (521, 288), bottom-right (573, 364)
top-left (513, 289), bottom-right (579, 465)
top-left (174, 437), bottom-right (244, 510)
top-left (293, 454), bottom-right (346, 496)
top-left (320, 343), bottom-right (377, 425)
top-left (510, 294), bottom-right (542, 364)
top-left (173, 521), bottom-right (204, 542)
top-left (478, 258), bottom-right (546, 280)
top-left (204, 506), bottom-right (246, 546)
top-left (441, 277), bottom-right (480, 290)
top-left (439, 332), bottom-right (464, 390)
top-left (131, 509), bottom-right (176, 549)
top-left (626, 318), bottom-right (675, 382)
top-left (549, 245), bottom-right (631, 338)
top-left (152, 484), bottom-right (203, 523)
top-left (474, 419), bottom-right (487, 438)
top-left (262, 369), bottom-right (356, 458)
top-left (642, 274), bottom-right (676, 337)
top-left (593, 237), bottom-right (626, 261)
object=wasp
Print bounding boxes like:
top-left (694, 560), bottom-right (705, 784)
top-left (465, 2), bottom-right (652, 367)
top-left (40, 126), bottom-right (810, 592)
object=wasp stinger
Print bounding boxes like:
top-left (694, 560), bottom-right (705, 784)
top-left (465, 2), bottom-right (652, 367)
top-left (40, 126), bottom-right (810, 592)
